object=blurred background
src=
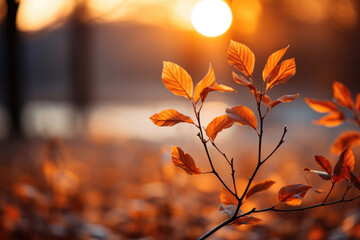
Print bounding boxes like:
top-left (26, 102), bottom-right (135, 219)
top-left (0, 0), bottom-right (360, 239)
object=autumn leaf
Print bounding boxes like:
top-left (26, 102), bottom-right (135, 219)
top-left (270, 93), bottom-right (299, 109)
top-left (349, 170), bottom-right (360, 190)
top-left (200, 83), bottom-right (236, 103)
top-left (193, 63), bottom-right (216, 104)
top-left (278, 184), bottom-right (311, 206)
top-left (304, 98), bottom-right (338, 113)
top-left (219, 203), bottom-right (238, 218)
top-left (226, 106), bottom-right (257, 132)
top-left (313, 111), bottom-right (345, 127)
top-left (262, 45), bottom-right (289, 81)
top-left (333, 81), bottom-right (353, 109)
top-left (232, 72), bottom-right (256, 92)
top-left (331, 131), bottom-right (360, 154)
top-left (314, 155), bottom-right (332, 178)
top-left (232, 216), bottom-right (262, 226)
top-left (227, 40), bottom-right (255, 77)
top-left (220, 188), bottom-right (238, 206)
top-left (266, 58), bottom-right (296, 91)
top-left (171, 146), bottom-right (201, 175)
top-left (303, 168), bottom-right (331, 181)
top-left (162, 61), bottom-right (193, 100)
top-left (332, 148), bottom-right (355, 183)
top-left (245, 180), bottom-right (276, 199)
top-left (206, 115), bottom-right (234, 141)
top-left (150, 109), bottom-right (194, 127)
top-left (356, 93), bottom-right (360, 111)
top-left (254, 91), bottom-right (271, 106)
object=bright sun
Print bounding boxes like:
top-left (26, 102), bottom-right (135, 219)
top-left (191, 0), bottom-right (232, 37)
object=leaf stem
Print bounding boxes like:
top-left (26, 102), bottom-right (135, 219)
top-left (323, 182), bottom-right (335, 204)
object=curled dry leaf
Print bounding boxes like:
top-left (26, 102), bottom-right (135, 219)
top-left (245, 180), bottom-right (276, 199)
top-left (270, 93), bottom-right (299, 109)
top-left (226, 106), bottom-right (257, 132)
top-left (332, 148), bottom-right (355, 183)
top-left (278, 184), bottom-right (311, 206)
top-left (262, 45), bottom-right (289, 81)
top-left (356, 93), bottom-right (360, 111)
top-left (193, 63), bottom-right (215, 104)
top-left (266, 58), bottom-right (296, 91)
top-left (232, 216), bottom-right (262, 226)
top-left (206, 115), bottom-right (234, 141)
top-left (150, 109), bottom-right (194, 127)
top-left (303, 168), bottom-right (331, 181)
top-left (227, 40), bottom-right (255, 78)
top-left (162, 61), bottom-right (193, 100)
top-left (171, 146), bottom-right (201, 175)
top-left (313, 111), bottom-right (345, 127)
top-left (333, 81), bottom-right (354, 109)
top-left (349, 169), bottom-right (360, 190)
top-left (220, 188), bottom-right (238, 206)
top-left (254, 91), bottom-right (271, 106)
top-left (232, 72), bottom-right (256, 92)
top-left (200, 83), bottom-right (236, 103)
top-left (304, 98), bottom-right (338, 113)
top-left (331, 131), bottom-right (360, 154)
top-left (314, 155), bottom-right (332, 178)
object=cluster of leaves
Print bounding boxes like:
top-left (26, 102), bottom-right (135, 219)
top-left (150, 40), bottom-right (360, 239)
top-left (305, 81), bottom-right (360, 154)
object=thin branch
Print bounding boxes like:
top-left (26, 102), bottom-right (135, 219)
top-left (262, 126), bottom-right (287, 164)
top-left (322, 182), bottom-right (335, 204)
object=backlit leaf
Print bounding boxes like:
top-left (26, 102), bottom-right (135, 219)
top-left (232, 72), bottom-right (256, 92)
top-left (246, 180), bottom-right (276, 199)
top-left (349, 170), bottom-right (360, 190)
top-left (278, 184), bottom-right (311, 206)
top-left (333, 81), bottom-right (353, 109)
top-left (232, 216), bottom-right (262, 226)
top-left (171, 146), bottom-right (201, 175)
top-left (200, 83), bottom-right (236, 102)
top-left (226, 106), bottom-right (257, 131)
top-left (162, 61), bottom-right (193, 100)
top-left (206, 115), bottom-right (234, 141)
top-left (332, 148), bottom-right (355, 183)
top-left (220, 188), bottom-right (238, 206)
top-left (314, 155), bottom-right (332, 178)
top-left (194, 63), bottom-right (215, 104)
top-left (331, 131), bottom-right (360, 154)
top-left (150, 109), bottom-right (194, 127)
top-left (303, 168), bottom-right (331, 180)
top-left (304, 98), bottom-right (338, 113)
top-left (313, 111), bottom-right (345, 127)
top-left (266, 58), bottom-right (296, 91)
top-left (227, 40), bottom-right (255, 77)
top-left (254, 91), bottom-right (271, 106)
top-left (262, 45), bottom-right (289, 81)
top-left (270, 93), bottom-right (299, 109)
top-left (356, 93), bottom-right (360, 111)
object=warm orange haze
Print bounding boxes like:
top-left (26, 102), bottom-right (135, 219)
top-left (0, 0), bottom-right (360, 239)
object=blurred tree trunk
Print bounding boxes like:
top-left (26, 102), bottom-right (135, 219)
top-left (5, 0), bottom-right (22, 138)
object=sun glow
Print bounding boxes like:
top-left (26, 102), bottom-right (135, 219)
top-left (191, 0), bottom-right (232, 37)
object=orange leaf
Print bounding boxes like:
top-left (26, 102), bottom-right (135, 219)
top-left (254, 91), bottom-right (271, 106)
top-left (266, 58), bottom-right (296, 91)
top-left (194, 63), bottom-right (215, 104)
top-left (171, 146), bottom-right (201, 175)
top-left (220, 188), bottom-right (238, 206)
top-left (333, 81), bottom-right (353, 109)
top-left (304, 98), bottom-right (338, 113)
top-left (356, 93), bottom-right (360, 111)
top-left (303, 168), bottom-right (331, 181)
top-left (332, 148), bottom-right (355, 183)
top-left (162, 61), bottom-right (193, 100)
top-left (278, 184), bottom-right (311, 206)
top-left (150, 109), bottom-right (194, 127)
top-left (226, 106), bottom-right (257, 131)
top-left (232, 216), bottom-right (262, 226)
top-left (349, 170), bottom-right (360, 190)
top-left (227, 40), bottom-right (255, 77)
top-left (246, 180), bottom-right (276, 199)
top-left (232, 72), bottom-right (256, 92)
top-left (200, 83), bottom-right (236, 102)
top-left (262, 45), bottom-right (289, 81)
top-left (314, 155), bottom-right (332, 178)
top-left (331, 131), bottom-right (360, 154)
top-left (270, 93), bottom-right (299, 109)
top-left (313, 111), bottom-right (344, 127)
top-left (206, 115), bottom-right (234, 141)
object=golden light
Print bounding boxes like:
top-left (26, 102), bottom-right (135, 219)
top-left (191, 0), bottom-right (232, 37)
